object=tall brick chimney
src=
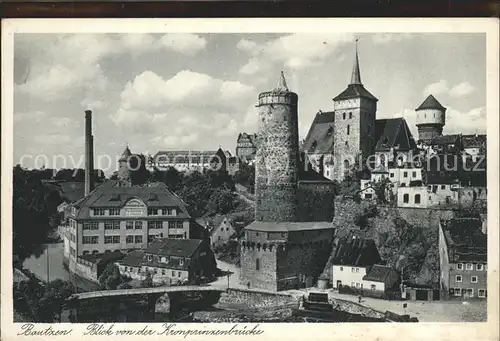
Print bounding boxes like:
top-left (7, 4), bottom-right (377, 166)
top-left (84, 110), bottom-right (94, 196)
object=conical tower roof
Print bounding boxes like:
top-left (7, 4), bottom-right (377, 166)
top-left (120, 145), bottom-right (132, 161)
top-left (416, 95), bottom-right (446, 111)
top-left (350, 39), bottom-right (362, 85)
top-left (273, 71), bottom-right (289, 92)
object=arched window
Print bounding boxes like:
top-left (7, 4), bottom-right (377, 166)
top-left (343, 159), bottom-right (350, 170)
top-left (403, 194), bottom-right (409, 203)
top-left (343, 112), bottom-right (346, 120)
top-left (347, 125), bottom-right (350, 135)
top-left (380, 154), bottom-right (386, 167)
top-left (415, 194), bottom-right (421, 204)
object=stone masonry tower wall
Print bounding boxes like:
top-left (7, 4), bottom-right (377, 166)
top-left (255, 72), bottom-right (299, 222)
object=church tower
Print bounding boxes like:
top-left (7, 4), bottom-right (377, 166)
top-left (332, 40), bottom-right (378, 181)
top-left (415, 94), bottom-right (446, 143)
top-left (255, 71), bottom-right (299, 222)
top-left (117, 145), bottom-right (132, 185)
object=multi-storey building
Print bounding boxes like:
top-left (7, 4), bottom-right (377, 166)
top-left (149, 148), bottom-right (236, 174)
top-left (63, 181), bottom-right (193, 279)
top-left (236, 133), bottom-right (258, 163)
top-left (439, 218), bottom-right (487, 300)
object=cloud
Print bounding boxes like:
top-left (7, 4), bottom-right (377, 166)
top-left (114, 70), bottom-right (256, 149)
top-left (34, 134), bottom-right (73, 145)
top-left (423, 80), bottom-right (449, 96)
top-left (423, 80), bottom-right (476, 98)
top-left (236, 39), bottom-right (258, 52)
top-left (14, 111), bottom-right (47, 122)
top-left (15, 34), bottom-right (208, 105)
top-left (238, 33), bottom-right (355, 74)
top-left (449, 81), bottom-right (476, 97)
top-left (159, 33), bottom-right (207, 56)
top-left (372, 33), bottom-right (415, 45)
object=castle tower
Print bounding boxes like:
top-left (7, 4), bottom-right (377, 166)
top-left (255, 71), bottom-right (299, 222)
top-left (117, 145), bottom-right (132, 184)
top-left (84, 110), bottom-right (94, 196)
top-left (415, 94), bottom-right (446, 143)
top-left (332, 40), bottom-right (378, 181)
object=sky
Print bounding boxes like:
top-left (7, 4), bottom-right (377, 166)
top-left (13, 33), bottom-right (486, 173)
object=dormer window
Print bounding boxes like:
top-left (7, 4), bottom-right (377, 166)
top-left (179, 258), bottom-right (184, 266)
top-left (147, 255), bottom-right (153, 262)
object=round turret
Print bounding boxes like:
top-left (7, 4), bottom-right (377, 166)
top-left (415, 94), bottom-right (446, 143)
top-left (255, 71), bottom-right (299, 222)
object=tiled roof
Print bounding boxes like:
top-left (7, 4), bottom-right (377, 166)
top-left (79, 250), bottom-right (126, 264)
top-left (333, 84), bottom-right (378, 101)
top-left (119, 250), bottom-right (144, 267)
top-left (375, 118), bottom-right (417, 152)
top-left (416, 95), bottom-right (446, 111)
top-left (461, 134), bottom-right (486, 148)
top-left (331, 237), bottom-right (381, 267)
top-left (302, 111), bottom-right (335, 153)
top-left (430, 134), bottom-right (461, 145)
top-left (441, 218), bottom-right (486, 262)
top-left (145, 238), bottom-right (203, 258)
top-left (244, 221), bottom-right (333, 232)
top-left (363, 264), bottom-right (395, 283)
top-left (72, 181), bottom-right (190, 220)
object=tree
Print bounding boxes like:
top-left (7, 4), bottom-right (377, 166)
top-left (233, 163), bottom-right (255, 193)
top-left (372, 178), bottom-right (394, 205)
top-left (207, 188), bottom-right (237, 215)
top-left (98, 263), bottom-right (123, 290)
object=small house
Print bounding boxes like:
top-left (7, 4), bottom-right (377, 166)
top-left (362, 264), bottom-right (401, 299)
top-left (209, 216), bottom-right (237, 249)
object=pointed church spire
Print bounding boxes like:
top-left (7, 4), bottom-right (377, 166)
top-left (350, 39), bottom-right (362, 85)
top-left (274, 70), bottom-right (289, 92)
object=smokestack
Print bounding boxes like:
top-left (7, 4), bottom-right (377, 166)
top-left (85, 110), bottom-right (94, 196)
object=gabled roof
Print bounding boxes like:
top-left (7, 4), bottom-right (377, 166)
top-left (72, 181), bottom-right (190, 219)
top-left (440, 218), bottom-right (486, 262)
top-left (302, 111), bottom-right (335, 153)
top-left (333, 84), bottom-right (378, 102)
top-left (416, 95), bottom-right (446, 111)
top-left (375, 118), bottom-right (417, 152)
top-left (331, 237), bottom-right (381, 267)
top-left (430, 134), bottom-right (461, 145)
top-left (145, 238), bottom-right (203, 258)
top-left (461, 134), bottom-right (486, 148)
top-left (363, 264), bottom-right (396, 283)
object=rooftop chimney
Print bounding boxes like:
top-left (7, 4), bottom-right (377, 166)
top-left (84, 110), bottom-right (94, 196)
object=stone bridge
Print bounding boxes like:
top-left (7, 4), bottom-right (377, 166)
top-left (64, 285), bottom-right (226, 322)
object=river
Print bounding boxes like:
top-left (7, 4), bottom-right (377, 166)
top-left (22, 242), bottom-right (98, 292)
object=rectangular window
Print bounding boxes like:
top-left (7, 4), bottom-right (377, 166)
top-left (148, 208), bottom-right (158, 216)
top-left (113, 221), bottom-right (120, 229)
top-left (466, 263), bottom-right (473, 270)
top-left (83, 222), bottom-right (90, 230)
top-left (109, 208), bottom-right (120, 216)
top-left (179, 258), bottom-right (184, 266)
top-left (162, 208), bottom-right (173, 216)
top-left (162, 269), bottom-right (166, 275)
top-left (456, 275), bottom-right (462, 282)
top-left (91, 222), bottom-right (99, 230)
top-left (134, 235), bottom-right (142, 243)
top-left (172, 271), bottom-right (176, 277)
top-left (351, 282), bottom-right (355, 287)
top-left (126, 236), bottom-right (134, 244)
top-left (340, 267), bottom-right (343, 271)
top-left (457, 263), bottom-right (464, 270)
top-left (453, 288), bottom-right (462, 296)
top-left (104, 222), bottom-right (113, 230)
top-left (441, 185), bottom-right (446, 190)
top-left (412, 171), bottom-right (416, 177)
top-left (93, 208), bottom-right (106, 216)
top-left (403, 172), bottom-right (408, 178)
top-left (148, 221), bottom-right (163, 229)
top-left (390, 173), bottom-right (394, 178)
top-left (135, 221), bottom-right (143, 229)
top-left (356, 283), bottom-right (360, 288)
top-left (370, 284), bottom-right (376, 290)
top-left (256, 258), bottom-right (260, 270)
top-left (178, 271), bottom-right (181, 277)
top-left (177, 221), bottom-right (183, 229)
top-left (403, 194), bottom-right (409, 203)
top-left (355, 268), bottom-right (359, 273)
top-left (351, 267), bottom-right (355, 273)
top-left (126, 221), bottom-right (134, 229)
top-left (466, 288), bottom-right (473, 297)
top-left (478, 289), bottom-right (486, 298)
top-left (104, 236), bottom-right (112, 244)
top-left (471, 276), bottom-right (478, 283)
top-left (477, 264), bottom-right (484, 271)
top-left (70, 247), bottom-right (76, 257)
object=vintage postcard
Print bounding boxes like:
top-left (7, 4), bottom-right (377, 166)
top-left (1, 18), bottom-right (499, 341)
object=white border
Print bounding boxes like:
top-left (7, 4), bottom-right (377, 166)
top-left (2, 18), bottom-right (499, 341)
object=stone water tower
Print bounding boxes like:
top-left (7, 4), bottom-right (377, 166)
top-left (415, 94), bottom-right (446, 143)
top-left (254, 71), bottom-right (299, 222)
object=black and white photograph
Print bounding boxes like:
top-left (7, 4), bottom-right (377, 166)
top-left (1, 18), bottom-right (499, 340)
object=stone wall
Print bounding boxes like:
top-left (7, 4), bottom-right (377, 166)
top-left (240, 243), bottom-right (278, 291)
top-left (222, 288), bottom-right (296, 308)
top-left (255, 91), bottom-right (299, 222)
top-left (297, 181), bottom-right (336, 222)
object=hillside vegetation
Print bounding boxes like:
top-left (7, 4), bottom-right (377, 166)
top-left (322, 199), bottom-right (459, 285)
